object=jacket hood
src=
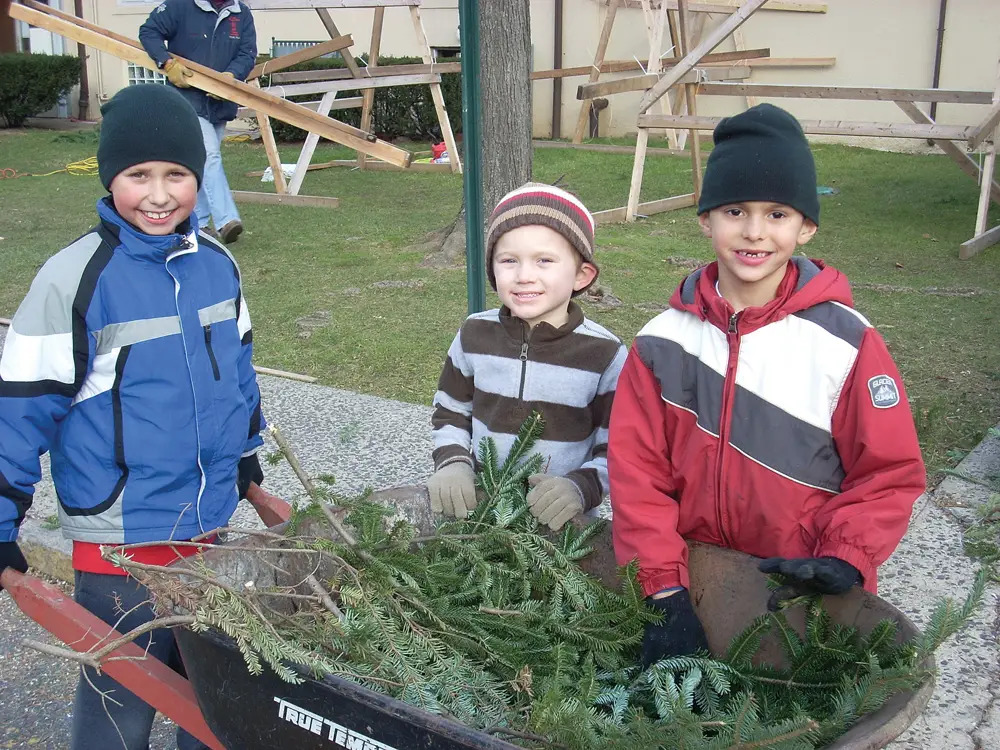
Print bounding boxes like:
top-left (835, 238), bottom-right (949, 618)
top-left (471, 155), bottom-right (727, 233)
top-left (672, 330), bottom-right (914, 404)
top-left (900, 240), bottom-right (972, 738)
top-left (669, 257), bottom-right (854, 333)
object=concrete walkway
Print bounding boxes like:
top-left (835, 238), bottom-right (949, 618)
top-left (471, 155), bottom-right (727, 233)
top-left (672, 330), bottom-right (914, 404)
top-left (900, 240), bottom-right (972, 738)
top-left (1, 319), bottom-right (997, 748)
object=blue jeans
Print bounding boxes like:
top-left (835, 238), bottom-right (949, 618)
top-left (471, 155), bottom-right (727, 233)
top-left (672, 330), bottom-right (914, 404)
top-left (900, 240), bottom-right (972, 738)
top-left (71, 571), bottom-right (208, 750)
top-left (195, 117), bottom-right (240, 231)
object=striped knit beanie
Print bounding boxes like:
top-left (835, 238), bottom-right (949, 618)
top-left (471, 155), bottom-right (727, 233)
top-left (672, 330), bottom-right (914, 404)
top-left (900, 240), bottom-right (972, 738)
top-left (485, 182), bottom-right (598, 295)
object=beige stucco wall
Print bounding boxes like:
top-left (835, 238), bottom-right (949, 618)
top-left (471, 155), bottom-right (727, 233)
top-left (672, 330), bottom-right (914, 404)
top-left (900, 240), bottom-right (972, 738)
top-left (74, 0), bottom-right (1000, 149)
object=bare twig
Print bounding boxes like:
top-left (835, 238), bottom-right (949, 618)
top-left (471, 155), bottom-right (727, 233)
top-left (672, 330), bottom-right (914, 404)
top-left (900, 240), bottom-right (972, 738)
top-left (478, 606), bottom-right (525, 617)
top-left (269, 425), bottom-right (358, 546)
top-left (305, 574), bottom-right (346, 622)
top-left (486, 726), bottom-right (568, 747)
top-left (21, 615), bottom-right (198, 670)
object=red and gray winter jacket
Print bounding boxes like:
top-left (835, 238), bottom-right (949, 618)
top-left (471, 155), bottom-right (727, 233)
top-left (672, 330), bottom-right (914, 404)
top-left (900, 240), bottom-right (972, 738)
top-left (608, 257), bottom-right (925, 596)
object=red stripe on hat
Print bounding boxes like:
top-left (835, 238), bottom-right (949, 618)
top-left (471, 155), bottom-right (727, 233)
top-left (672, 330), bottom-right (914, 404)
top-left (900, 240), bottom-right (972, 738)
top-left (496, 188), bottom-right (594, 233)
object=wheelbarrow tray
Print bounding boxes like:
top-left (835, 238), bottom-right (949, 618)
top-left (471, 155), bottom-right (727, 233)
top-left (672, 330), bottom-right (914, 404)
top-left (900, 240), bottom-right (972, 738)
top-left (174, 486), bottom-right (934, 750)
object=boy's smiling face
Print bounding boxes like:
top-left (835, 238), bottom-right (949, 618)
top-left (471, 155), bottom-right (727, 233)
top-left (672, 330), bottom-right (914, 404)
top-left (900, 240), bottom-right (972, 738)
top-left (493, 225), bottom-right (597, 329)
top-left (698, 201), bottom-right (817, 309)
top-left (109, 160), bottom-right (198, 236)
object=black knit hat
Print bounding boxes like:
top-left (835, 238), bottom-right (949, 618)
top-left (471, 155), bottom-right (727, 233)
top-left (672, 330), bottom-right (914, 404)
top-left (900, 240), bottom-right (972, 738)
top-left (697, 103), bottom-right (819, 226)
top-left (98, 84), bottom-right (205, 190)
top-left (485, 182), bottom-right (598, 295)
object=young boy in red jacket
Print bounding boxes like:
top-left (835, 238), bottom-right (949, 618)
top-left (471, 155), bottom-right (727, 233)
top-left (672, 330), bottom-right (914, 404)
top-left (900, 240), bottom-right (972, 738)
top-left (607, 104), bottom-right (926, 667)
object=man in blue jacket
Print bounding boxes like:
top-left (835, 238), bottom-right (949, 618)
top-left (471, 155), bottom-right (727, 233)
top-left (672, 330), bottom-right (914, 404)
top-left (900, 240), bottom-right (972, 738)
top-left (139, 0), bottom-right (257, 243)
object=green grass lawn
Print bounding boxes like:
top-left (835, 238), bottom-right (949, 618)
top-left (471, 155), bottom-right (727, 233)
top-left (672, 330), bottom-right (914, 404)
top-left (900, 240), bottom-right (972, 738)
top-left (1, 126), bottom-right (998, 478)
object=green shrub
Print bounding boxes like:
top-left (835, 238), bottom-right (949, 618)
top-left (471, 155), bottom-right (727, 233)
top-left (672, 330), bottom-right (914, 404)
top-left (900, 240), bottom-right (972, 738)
top-left (0, 53), bottom-right (81, 128)
top-left (252, 54), bottom-right (461, 143)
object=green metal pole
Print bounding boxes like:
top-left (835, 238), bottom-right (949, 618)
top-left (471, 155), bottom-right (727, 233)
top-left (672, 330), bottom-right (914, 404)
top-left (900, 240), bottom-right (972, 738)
top-left (458, 0), bottom-right (486, 314)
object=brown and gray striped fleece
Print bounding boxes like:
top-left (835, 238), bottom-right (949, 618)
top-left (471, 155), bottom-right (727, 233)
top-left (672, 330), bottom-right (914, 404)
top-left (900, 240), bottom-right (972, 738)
top-left (485, 182), bottom-right (598, 295)
top-left (431, 302), bottom-right (627, 512)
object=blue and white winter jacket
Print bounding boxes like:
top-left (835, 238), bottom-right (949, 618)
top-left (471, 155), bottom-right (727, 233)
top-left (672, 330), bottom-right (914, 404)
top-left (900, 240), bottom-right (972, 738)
top-left (0, 198), bottom-right (265, 544)
top-left (139, 0), bottom-right (257, 124)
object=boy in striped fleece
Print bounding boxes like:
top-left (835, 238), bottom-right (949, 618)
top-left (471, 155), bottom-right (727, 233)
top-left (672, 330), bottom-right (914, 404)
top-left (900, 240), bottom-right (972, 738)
top-left (428, 183), bottom-right (627, 530)
top-left (608, 104), bottom-right (925, 666)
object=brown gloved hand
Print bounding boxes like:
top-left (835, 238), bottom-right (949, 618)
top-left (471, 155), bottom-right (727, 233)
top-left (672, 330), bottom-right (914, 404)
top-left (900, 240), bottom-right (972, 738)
top-left (208, 71), bottom-right (236, 100)
top-left (162, 58), bottom-right (194, 88)
top-left (427, 462), bottom-right (477, 518)
top-left (526, 474), bottom-right (584, 531)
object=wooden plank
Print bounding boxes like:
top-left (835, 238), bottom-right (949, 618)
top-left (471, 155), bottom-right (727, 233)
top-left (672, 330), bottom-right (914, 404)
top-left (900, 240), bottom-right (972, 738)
top-left (702, 56), bottom-right (836, 68)
top-left (531, 48), bottom-right (768, 79)
top-left (698, 82), bottom-right (993, 104)
top-left (253, 366), bottom-right (317, 383)
top-left (959, 223), bottom-right (1000, 260)
top-left (409, 5), bottom-right (462, 172)
top-left (264, 73), bottom-right (440, 97)
top-left (638, 0), bottom-right (768, 113)
top-left (237, 96), bottom-right (362, 117)
top-left (247, 0), bottom-right (418, 7)
top-left (532, 139), bottom-right (686, 156)
top-left (247, 159), bottom-right (452, 176)
top-left (968, 99), bottom-right (1000, 149)
top-left (678, 0), bottom-right (702, 200)
top-left (725, 0), bottom-right (757, 107)
top-left (640, 0), bottom-right (670, 143)
top-left (232, 191), bottom-right (340, 208)
top-left (972, 61), bottom-right (1000, 239)
top-left (273, 61), bottom-right (461, 83)
top-left (358, 6), bottom-right (384, 168)
top-left (895, 100), bottom-right (1000, 205)
top-left (616, 1), bottom-right (825, 12)
top-left (315, 8), bottom-right (362, 77)
top-left (247, 35), bottom-right (353, 80)
top-left (577, 66), bottom-right (749, 99)
top-left (594, 192), bottom-right (697, 223)
top-left (571, 0), bottom-right (620, 144)
top-left (288, 91), bottom-right (336, 195)
top-left (637, 113), bottom-right (973, 140)
top-left (626, 129), bottom-right (651, 221)
top-left (252, 83), bottom-right (287, 194)
top-left (8, 2), bottom-right (412, 167)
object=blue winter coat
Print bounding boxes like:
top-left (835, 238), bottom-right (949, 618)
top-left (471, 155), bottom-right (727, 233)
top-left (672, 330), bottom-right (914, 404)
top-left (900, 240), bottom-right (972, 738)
top-left (0, 198), bottom-right (265, 544)
top-left (138, 0), bottom-right (257, 124)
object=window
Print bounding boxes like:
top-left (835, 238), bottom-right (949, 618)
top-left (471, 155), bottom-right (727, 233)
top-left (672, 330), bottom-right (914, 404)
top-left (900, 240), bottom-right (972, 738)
top-left (431, 46), bottom-right (460, 62)
top-left (127, 62), bottom-right (165, 85)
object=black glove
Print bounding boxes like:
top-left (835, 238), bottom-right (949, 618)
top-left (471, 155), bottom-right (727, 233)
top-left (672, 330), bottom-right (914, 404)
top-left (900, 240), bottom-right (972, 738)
top-left (758, 556), bottom-right (861, 611)
top-left (237, 454), bottom-right (264, 500)
top-left (641, 589), bottom-right (710, 667)
top-left (0, 542), bottom-right (29, 591)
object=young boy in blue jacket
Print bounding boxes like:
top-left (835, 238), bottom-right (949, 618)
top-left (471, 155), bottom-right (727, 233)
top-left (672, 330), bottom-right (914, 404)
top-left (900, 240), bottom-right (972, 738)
top-left (0, 84), bottom-right (265, 750)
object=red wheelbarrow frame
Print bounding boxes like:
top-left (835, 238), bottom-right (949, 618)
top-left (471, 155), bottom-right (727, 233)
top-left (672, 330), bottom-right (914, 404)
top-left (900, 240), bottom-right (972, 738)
top-left (0, 483), bottom-right (291, 750)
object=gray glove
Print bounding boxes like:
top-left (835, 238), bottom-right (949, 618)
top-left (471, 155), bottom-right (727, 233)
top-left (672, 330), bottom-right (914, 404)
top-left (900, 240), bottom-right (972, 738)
top-left (427, 462), bottom-right (477, 518)
top-left (526, 474), bottom-right (584, 530)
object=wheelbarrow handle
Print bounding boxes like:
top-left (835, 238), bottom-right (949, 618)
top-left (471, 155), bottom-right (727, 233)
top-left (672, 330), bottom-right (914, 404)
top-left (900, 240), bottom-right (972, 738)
top-left (245, 481), bottom-right (292, 527)
top-left (1, 567), bottom-right (225, 749)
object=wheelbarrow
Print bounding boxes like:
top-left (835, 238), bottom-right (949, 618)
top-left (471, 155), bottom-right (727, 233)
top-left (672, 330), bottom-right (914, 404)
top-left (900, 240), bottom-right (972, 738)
top-left (3, 484), bottom-right (934, 749)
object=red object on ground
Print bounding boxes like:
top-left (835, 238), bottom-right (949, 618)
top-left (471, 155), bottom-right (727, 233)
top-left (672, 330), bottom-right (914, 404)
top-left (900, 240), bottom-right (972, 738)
top-left (431, 142), bottom-right (448, 160)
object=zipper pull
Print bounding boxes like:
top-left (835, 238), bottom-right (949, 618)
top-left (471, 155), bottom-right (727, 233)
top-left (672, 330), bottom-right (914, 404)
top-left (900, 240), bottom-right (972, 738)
top-left (728, 313), bottom-right (739, 334)
top-left (519, 342), bottom-right (529, 361)
top-left (204, 324), bottom-right (212, 343)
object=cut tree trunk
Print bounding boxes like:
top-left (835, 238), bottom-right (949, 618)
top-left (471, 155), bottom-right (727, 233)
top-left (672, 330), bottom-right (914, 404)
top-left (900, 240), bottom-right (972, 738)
top-left (427, 1), bottom-right (533, 265)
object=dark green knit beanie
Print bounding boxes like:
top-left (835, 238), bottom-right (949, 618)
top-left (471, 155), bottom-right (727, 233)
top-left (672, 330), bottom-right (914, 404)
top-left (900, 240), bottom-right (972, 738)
top-left (697, 103), bottom-right (819, 226)
top-left (97, 84), bottom-right (205, 190)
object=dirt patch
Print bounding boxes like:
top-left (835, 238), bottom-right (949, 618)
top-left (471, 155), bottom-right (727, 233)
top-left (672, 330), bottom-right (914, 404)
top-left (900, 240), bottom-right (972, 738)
top-left (295, 310), bottom-right (331, 339)
top-left (372, 280), bottom-right (426, 290)
top-left (663, 256), bottom-right (708, 271)
top-left (582, 284), bottom-right (623, 309)
top-left (852, 282), bottom-right (996, 297)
